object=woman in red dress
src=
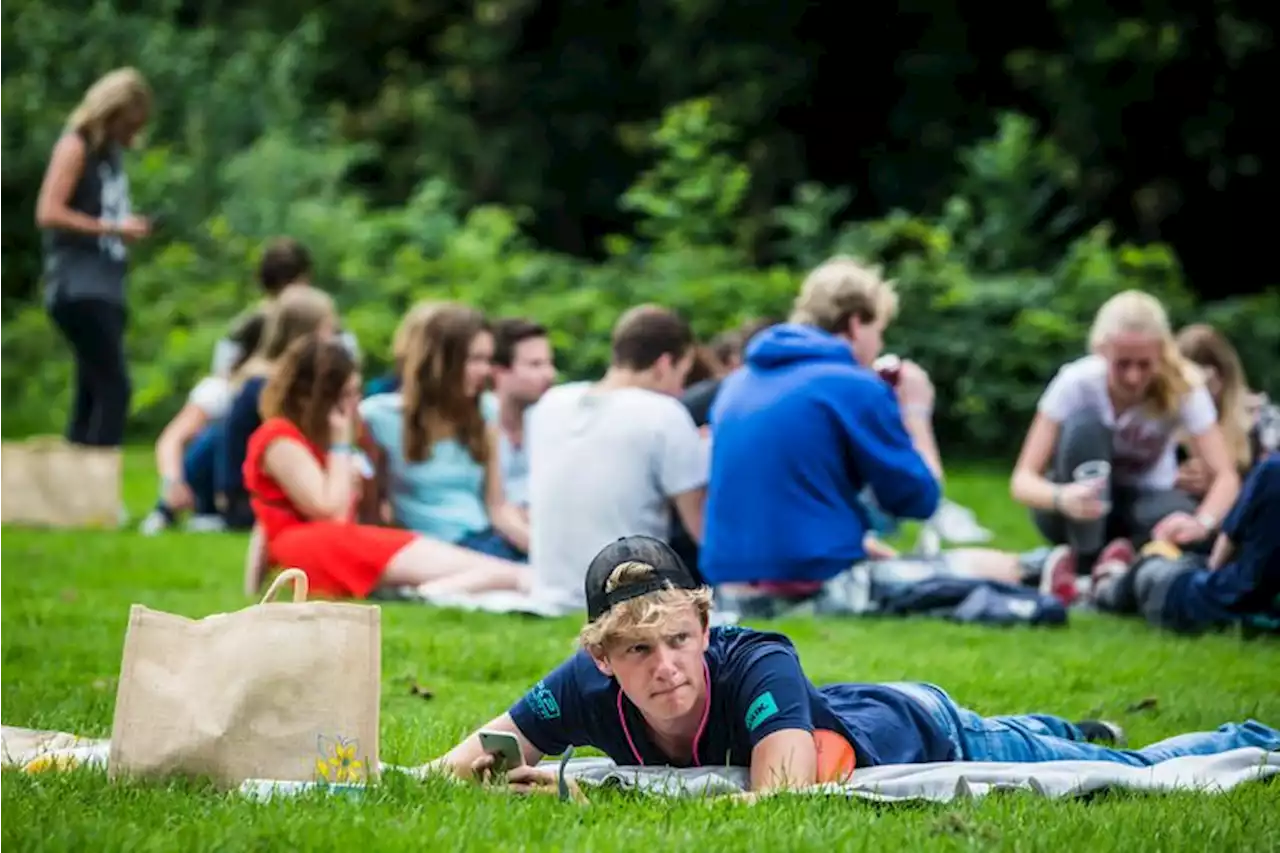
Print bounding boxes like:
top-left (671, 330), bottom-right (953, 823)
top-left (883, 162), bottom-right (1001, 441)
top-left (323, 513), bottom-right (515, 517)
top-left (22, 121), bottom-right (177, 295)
top-left (242, 334), bottom-right (529, 599)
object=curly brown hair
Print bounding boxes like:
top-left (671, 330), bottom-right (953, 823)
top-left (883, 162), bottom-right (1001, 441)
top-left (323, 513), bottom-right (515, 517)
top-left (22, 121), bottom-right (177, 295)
top-left (401, 302), bottom-right (492, 464)
top-left (259, 335), bottom-right (357, 452)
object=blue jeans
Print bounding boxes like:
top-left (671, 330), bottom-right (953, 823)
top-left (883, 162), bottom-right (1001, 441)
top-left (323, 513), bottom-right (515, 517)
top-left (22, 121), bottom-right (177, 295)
top-left (889, 682), bottom-right (1280, 765)
top-left (183, 425), bottom-right (219, 515)
top-left (154, 425), bottom-right (219, 519)
top-left (457, 528), bottom-right (527, 563)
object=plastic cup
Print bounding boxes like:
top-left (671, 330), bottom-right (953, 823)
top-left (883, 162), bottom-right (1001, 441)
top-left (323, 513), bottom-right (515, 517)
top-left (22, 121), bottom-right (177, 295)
top-left (873, 354), bottom-right (902, 387)
top-left (1072, 460), bottom-right (1112, 513)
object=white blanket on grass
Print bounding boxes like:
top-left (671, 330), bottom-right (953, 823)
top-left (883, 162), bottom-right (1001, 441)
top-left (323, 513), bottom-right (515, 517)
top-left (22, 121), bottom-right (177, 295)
top-left (7, 726), bottom-right (1274, 803)
top-left (543, 750), bottom-right (1280, 802)
top-left (395, 589), bottom-right (742, 626)
top-left (397, 588), bottom-right (580, 618)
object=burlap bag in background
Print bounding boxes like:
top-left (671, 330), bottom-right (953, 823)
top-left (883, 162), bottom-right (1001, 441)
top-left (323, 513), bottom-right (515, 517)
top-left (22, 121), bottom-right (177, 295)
top-left (108, 569), bottom-right (381, 787)
top-left (1, 438), bottom-right (122, 528)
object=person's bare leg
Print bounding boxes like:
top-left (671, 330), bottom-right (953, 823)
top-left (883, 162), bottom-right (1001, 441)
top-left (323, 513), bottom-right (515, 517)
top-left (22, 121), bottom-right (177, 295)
top-left (946, 548), bottom-right (1023, 583)
top-left (243, 523), bottom-right (270, 597)
top-left (381, 537), bottom-right (528, 594)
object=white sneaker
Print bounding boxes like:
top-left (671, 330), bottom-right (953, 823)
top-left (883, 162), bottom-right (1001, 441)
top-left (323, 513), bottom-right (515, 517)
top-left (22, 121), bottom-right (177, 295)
top-left (138, 510), bottom-right (169, 536)
top-left (914, 524), bottom-right (943, 557)
top-left (186, 514), bottom-right (227, 533)
top-left (931, 500), bottom-right (993, 544)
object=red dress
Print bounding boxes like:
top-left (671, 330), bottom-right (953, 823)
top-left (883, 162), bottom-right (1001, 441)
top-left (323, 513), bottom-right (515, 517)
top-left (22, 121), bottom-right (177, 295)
top-left (243, 417), bottom-right (416, 598)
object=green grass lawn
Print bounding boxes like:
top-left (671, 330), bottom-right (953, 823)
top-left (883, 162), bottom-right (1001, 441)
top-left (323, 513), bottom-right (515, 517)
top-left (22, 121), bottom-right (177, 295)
top-left (3, 450), bottom-right (1277, 851)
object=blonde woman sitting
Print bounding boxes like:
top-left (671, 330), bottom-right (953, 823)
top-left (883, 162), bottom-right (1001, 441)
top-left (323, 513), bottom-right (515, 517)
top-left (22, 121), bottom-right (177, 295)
top-left (1011, 290), bottom-right (1240, 605)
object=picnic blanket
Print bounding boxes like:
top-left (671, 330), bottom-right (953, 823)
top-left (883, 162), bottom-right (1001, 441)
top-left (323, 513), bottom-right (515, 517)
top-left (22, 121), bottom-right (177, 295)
top-left (384, 560), bottom-right (1066, 629)
top-left (382, 588), bottom-right (742, 626)
top-left (6, 726), bottom-right (1276, 803)
top-left (386, 587), bottom-right (581, 618)
top-left (542, 751), bottom-right (1280, 801)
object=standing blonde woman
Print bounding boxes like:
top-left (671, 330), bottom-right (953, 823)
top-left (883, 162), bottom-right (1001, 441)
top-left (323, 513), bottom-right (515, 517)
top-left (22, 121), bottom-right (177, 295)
top-left (35, 67), bottom-right (154, 450)
top-left (1010, 290), bottom-right (1240, 604)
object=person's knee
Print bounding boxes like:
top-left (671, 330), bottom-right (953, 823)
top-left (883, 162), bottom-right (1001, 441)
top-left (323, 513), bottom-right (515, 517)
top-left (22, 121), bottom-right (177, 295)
top-left (1132, 555), bottom-right (1197, 629)
top-left (1058, 410), bottom-right (1111, 451)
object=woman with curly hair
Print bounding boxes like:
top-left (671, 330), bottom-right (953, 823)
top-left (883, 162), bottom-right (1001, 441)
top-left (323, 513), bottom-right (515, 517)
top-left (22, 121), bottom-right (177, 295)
top-left (241, 334), bottom-right (527, 599)
top-left (359, 301), bottom-right (527, 558)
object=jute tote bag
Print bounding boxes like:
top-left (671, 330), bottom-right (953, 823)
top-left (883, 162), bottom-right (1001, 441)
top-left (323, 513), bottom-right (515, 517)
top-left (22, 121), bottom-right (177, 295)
top-left (108, 570), bottom-right (381, 787)
top-left (0, 438), bottom-right (122, 528)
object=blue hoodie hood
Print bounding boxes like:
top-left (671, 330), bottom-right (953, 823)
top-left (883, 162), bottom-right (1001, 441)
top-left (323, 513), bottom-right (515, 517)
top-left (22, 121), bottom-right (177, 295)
top-left (702, 323), bottom-right (940, 586)
top-left (744, 323), bottom-right (857, 371)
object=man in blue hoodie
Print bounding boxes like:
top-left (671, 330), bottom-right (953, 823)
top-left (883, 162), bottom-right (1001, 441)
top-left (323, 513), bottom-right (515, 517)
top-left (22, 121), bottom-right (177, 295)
top-left (700, 256), bottom-right (943, 587)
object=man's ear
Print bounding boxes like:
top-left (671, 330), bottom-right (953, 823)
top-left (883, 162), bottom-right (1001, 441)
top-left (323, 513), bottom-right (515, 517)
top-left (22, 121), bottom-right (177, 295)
top-left (651, 352), bottom-right (674, 378)
top-left (843, 314), bottom-right (862, 343)
top-left (590, 650), bottom-right (613, 678)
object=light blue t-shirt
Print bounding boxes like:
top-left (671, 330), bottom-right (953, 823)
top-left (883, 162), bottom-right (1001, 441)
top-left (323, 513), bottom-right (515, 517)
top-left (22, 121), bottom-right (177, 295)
top-left (359, 392), bottom-right (494, 543)
top-left (481, 391), bottom-right (530, 508)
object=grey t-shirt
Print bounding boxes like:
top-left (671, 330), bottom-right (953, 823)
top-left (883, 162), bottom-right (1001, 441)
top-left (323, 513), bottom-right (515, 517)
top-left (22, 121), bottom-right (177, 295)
top-left (525, 382), bottom-right (710, 608)
top-left (41, 133), bottom-right (131, 307)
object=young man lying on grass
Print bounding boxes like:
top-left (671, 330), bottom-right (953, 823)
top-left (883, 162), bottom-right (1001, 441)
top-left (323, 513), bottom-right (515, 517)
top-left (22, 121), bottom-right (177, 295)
top-left (421, 536), bottom-right (1280, 800)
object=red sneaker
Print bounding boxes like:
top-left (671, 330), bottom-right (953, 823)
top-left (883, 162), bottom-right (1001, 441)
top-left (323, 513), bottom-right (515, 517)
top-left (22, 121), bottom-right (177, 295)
top-left (1099, 537), bottom-right (1136, 567)
top-left (1039, 545), bottom-right (1079, 606)
top-left (1091, 538), bottom-right (1136, 586)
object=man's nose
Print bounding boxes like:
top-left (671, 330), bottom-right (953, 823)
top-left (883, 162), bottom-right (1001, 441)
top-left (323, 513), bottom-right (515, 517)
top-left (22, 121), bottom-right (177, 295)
top-left (651, 645), bottom-right (679, 675)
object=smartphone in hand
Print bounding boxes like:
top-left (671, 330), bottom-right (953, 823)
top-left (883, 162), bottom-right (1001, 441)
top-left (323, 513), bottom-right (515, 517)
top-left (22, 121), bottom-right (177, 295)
top-left (478, 730), bottom-right (524, 773)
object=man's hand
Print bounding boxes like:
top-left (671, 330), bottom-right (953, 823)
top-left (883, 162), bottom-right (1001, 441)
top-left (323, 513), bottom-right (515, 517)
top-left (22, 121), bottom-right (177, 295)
top-left (863, 534), bottom-right (899, 560)
top-left (895, 360), bottom-right (935, 418)
top-left (504, 764), bottom-right (558, 794)
top-left (500, 764), bottom-right (589, 804)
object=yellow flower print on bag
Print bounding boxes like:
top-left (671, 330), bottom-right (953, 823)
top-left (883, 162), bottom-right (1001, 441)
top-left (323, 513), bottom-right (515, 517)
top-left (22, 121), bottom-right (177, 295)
top-left (315, 736), bottom-right (365, 784)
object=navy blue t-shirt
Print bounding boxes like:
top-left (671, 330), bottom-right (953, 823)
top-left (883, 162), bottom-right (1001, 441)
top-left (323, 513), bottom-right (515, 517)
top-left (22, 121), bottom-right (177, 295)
top-left (507, 626), bottom-right (955, 769)
top-left (216, 376), bottom-right (268, 502)
top-left (1165, 456), bottom-right (1280, 628)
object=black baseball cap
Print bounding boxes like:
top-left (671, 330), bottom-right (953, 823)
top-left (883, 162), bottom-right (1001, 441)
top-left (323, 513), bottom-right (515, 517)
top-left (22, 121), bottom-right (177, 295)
top-left (585, 535), bottom-right (703, 622)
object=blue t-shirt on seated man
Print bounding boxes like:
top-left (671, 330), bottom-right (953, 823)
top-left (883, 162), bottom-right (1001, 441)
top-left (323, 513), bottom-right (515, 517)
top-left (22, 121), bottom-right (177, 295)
top-left (419, 536), bottom-right (1280, 799)
top-left (701, 257), bottom-right (942, 585)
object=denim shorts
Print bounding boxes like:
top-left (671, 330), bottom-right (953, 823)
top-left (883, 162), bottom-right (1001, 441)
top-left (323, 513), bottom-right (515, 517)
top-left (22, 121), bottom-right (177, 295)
top-left (456, 528), bottom-right (527, 563)
top-left (880, 681), bottom-right (966, 759)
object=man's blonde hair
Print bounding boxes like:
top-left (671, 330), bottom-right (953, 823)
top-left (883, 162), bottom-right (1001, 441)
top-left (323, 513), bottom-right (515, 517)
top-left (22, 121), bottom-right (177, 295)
top-left (790, 255), bottom-right (899, 334)
top-left (578, 560), bottom-right (713, 652)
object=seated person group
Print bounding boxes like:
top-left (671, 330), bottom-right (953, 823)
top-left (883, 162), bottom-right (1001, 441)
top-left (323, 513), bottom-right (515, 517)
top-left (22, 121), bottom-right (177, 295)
top-left (147, 239), bottom-right (1280, 793)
